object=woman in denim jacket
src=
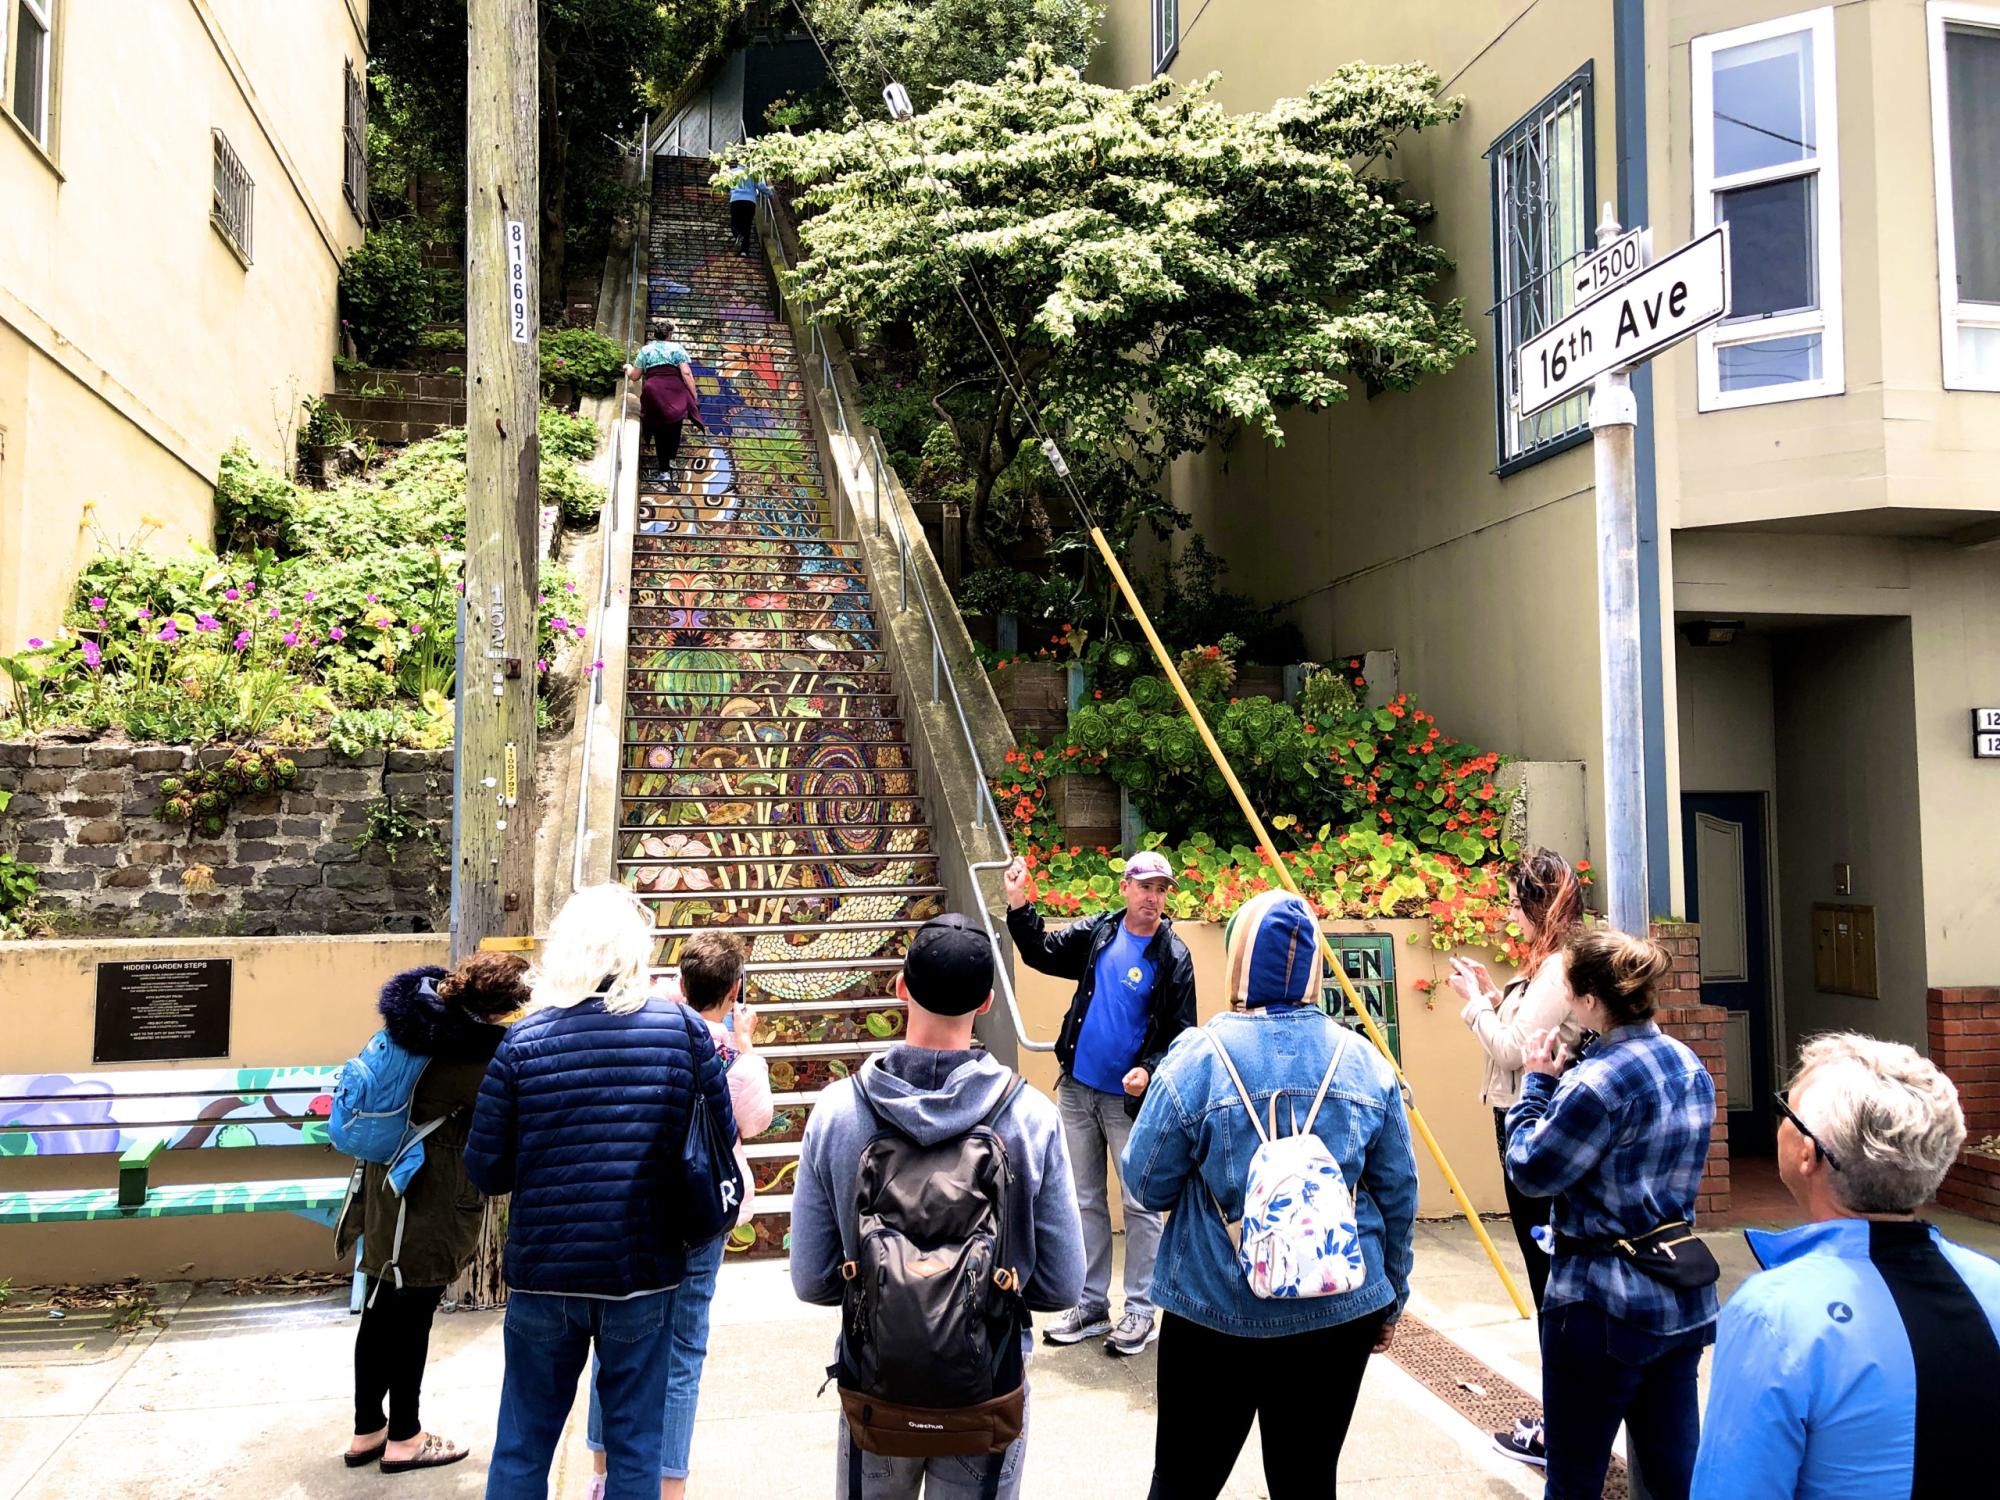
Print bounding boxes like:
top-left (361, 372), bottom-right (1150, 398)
top-left (1123, 890), bottom-right (1419, 1500)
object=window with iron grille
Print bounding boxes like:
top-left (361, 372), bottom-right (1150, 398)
top-left (1489, 65), bottom-right (1595, 471)
top-left (1153, 0), bottom-right (1179, 76)
top-left (343, 58), bottom-right (368, 223)
top-left (211, 128), bottom-right (254, 266)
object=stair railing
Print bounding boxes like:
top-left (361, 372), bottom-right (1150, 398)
top-left (571, 115), bottom-right (649, 894)
top-left (755, 192), bottom-right (1053, 1055)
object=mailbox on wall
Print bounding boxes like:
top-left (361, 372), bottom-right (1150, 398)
top-left (1812, 904), bottom-right (1878, 998)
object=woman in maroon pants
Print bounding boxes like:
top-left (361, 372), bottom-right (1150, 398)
top-left (625, 320), bottom-right (704, 475)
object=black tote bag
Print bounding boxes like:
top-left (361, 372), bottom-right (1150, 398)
top-left (667, 1004), bottom-right (747, 1249)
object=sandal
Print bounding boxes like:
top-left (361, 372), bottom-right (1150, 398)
top-left (342, 1440), bottom-right (386, 1469)
top-left (380, 1433), bottom-right (469, 1475)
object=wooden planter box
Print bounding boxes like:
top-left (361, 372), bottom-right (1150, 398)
top-left (1046, 772), bottom-right (1120, 852)
top-left (992, 660), bottom-right (1068, 742)
top-left (1938, 1149), bottom-right (2000, 1224)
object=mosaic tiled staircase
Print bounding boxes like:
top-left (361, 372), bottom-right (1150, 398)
top-left (622, 157), bottom-right (942, 1257)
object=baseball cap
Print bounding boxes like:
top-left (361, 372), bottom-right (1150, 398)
top-left (1122, 849), bottom-right (1178, 886)
top-left (901, 913), bottom-right (994, 1016)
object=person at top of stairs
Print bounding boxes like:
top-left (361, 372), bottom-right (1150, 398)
top-left (626, 320), bottom-right (705, 477)
top-left (727, 176), bottom-right (767, 256)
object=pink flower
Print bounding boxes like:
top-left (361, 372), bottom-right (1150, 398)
top-left (157, 621), bottom-right (179, 643)
top-left (303, 590), bottom-right (317, 603)
top-left (196, 614), bottom-right (220, 632)
top-left (592, 658), bottom-right (605, 672)
top-left (244, 581), bottom-right (256, 595)
top-left (137, 606), bottom-right (152, 619)
top-left (329, 626), bottom-right (346, 642)
top-left (376, 617), bottom-right (391, 629)
top-left (366, 593), bottom-right (377, 603)
top-left (81, 640), bottom-right (102, 670)
top-left (282, 632), bottom-right (299, 647)
top-left (536, 658), bottom-right (549, 673)
top-left (89, 596), bottom-right (106, 612)
top-left (224, 588), bottom-right (240, 602)
top-left (267, 606), bottom-right (281, 619)
top-left (26, 636), bottom-right (43, 648)
top-left (565, 582), bottom-right (576, 593)
top-left (408, 622), bottom-right (422, 637)
top-left (550, 616), bottom-right (571, 632)
top-left (233, 631), bottom-right (252, 651)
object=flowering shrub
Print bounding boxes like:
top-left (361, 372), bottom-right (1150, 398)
top-left (8, 415), bottom-right (602, 748)
top-left (540, 327), bottom-right (626, 397)
top-left (1011, 831), bottom-right (1524, 961)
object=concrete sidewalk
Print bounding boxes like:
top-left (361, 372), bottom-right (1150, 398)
top-left (11, 1204), bottom-right (1995, 1500)
top-left (1, 1240), bottom-right (1546, 1500)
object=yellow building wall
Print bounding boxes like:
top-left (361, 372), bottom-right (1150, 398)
top-left (0, 1), bottom-right (368, 649)
top-left (1093, 0), bottom-right (1621, 881)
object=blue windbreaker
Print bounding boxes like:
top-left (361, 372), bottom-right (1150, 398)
top-left (1692, 1218), bottom-right (2000, 1498)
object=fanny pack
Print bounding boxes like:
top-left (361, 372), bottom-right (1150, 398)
top-left (1554, 1220), bottom-right (1720, 1290)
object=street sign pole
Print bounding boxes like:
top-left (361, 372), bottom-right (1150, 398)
top-left (1590, 205), bottom-right (1648, 935)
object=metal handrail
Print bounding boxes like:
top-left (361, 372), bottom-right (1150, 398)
top-left (754, 192), bottom-right (1049, 1051)
top-left (571, 115), bottom-right (649, 894)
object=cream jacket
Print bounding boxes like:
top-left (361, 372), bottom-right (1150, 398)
top-left (1461, 953), bottom-right (1582, 1108)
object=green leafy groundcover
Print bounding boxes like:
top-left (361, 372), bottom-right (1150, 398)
top-left (2, 409), bottom-right (603, 750)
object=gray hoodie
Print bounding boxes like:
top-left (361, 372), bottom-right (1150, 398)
top-left (790, 1047), bottom-right (1084, 1337)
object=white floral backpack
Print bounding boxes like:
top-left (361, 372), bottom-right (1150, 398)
top-left (1202, 1023), bottom-right (1369, 1300)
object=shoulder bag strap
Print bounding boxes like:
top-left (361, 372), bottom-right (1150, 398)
top-left (1297, 1019), bottom-right (1352, 1138)
top-left (1200, 1025), bottom-right (1270, 1147)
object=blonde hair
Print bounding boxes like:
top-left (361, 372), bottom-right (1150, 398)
top-left (528, 884), bottom-right (658, 1015)
top-left (1792, 1033), bottom-right (1966, 1214)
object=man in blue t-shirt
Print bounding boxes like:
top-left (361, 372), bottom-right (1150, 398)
top-left (1006, 848), bottom-right (1197, 1356)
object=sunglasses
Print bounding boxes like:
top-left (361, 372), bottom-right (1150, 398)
top-left (1772, 1092), bottom-right (1844, 1172)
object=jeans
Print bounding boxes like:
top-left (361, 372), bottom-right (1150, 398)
top-left (485, 1289), bottom-right (677, 1500)
top-left (1058, 1076), bottom-right (1163, 1319)
top-left (1540, 1300), bottom-right (1706, 1500)
top-left (1493, 1107), bottom-right (1553, 1313)
top-left (586, 1235), bottom-right (724, 1478)
top-left (352, 1283), bottom-right (445, 1441)
top-left (1147, 1311), bottom-right (1378, 1500)
top-left (832, 1388), bottom-right (1029, 1499)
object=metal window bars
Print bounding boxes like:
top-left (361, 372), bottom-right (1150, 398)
top-left (1490, 73), bottom-right (1591, 464)
top-left (343, 59), bottom-right (368, 222)
top-left (754, 188), bottom-right (1052, 1053)
top-left (210, 128), bottom-right (254, 265)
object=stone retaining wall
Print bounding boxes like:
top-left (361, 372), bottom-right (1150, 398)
top-left (0, 742), bottom-right (451, 935)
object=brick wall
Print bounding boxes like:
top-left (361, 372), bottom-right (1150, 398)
top-left (0, 742), bottom-right (450, 936)
top-left (1928, 986), bottom-right (2000, 1223)
top-left (1651, 920), bottom-right (1732, 1221)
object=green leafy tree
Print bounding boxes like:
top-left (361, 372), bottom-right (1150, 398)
top-left (800, 0), bottom-right (1098, 121)
top-left (722, 50), bottom-right (1474, 565)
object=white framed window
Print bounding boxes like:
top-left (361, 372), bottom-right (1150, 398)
top-left (1490, 65), bottom-right (1595, 470)
top-left (343, 58), bottom-right (368, 223)
top-left (1152, 0), bottom-right (1178, 76)
top-left (211, 128), bottom-right (254, 266)
top-left (1928, 4), bottom-right (2000, 389)
top-left (1692, 8), bottom-right (1843, 410)
top-left (5, 0), bottom-right (54, 146)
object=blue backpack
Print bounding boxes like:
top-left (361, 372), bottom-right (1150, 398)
top-left (329, 1016), bottom-right (450, 1293)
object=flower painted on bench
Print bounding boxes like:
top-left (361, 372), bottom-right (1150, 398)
top-left (0, 1075), bottom-right (118, 1157)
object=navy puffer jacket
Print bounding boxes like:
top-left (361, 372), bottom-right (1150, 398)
top-left (464, 994), bottom-right (734, 1297)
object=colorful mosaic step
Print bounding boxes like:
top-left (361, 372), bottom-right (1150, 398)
top-left (620, 849), bottom-right (940, 890)
top-left (622, 740), bottom-right (910, 771)
top-left (616, 826), bottom-right (934, 861)
top-left (642, 888), bottom-right (945, 931)
top-left (624, 719), bottom-right (907, 746)
top-left (630, 586), bottom-right (875, 608)
top-left (635, 536), bottom-right (861, 558)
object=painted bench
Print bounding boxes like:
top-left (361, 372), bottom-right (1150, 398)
top-left (0, 1066), bottom-right (348, 1227)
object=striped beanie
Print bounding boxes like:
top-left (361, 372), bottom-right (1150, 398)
top-left (1223, 888), bottom-right (1322, 1008)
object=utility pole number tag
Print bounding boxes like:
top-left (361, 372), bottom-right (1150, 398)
top-left (507, 221), bottom-right (530, 344)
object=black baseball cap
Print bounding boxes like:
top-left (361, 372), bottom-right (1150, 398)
top-left (902, 913), bottom-right (994, 1016)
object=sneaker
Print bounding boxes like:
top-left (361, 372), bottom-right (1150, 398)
top-left (1104, 1309), bottom-right (1159, 1357)
top-left (1491, 1416), bottom-right (1546, 1468)
top-left (1041, 1305), bottom-right (1113, 1346)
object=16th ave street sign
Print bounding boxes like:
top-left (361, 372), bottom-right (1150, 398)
top-left (1517, 223), bottom-right (1731, 417)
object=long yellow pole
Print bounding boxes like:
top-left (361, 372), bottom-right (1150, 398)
top-left (1088, 527), bottom-right (1533, 1320)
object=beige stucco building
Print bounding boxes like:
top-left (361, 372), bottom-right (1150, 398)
top-left (0, 0), bottom-right (369, 650)
top-left (1095, 0), bottom-right (2000, 1154)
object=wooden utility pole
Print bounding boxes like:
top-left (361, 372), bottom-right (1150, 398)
top-left (455, 0), bottom-right (541, 966)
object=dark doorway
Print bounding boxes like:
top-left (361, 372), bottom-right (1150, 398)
top-left (1681, 792), bottom-right (1776, 1154)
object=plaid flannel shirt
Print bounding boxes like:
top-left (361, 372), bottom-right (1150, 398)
top-left (1504, 1021), bottom-right (1719, 1337)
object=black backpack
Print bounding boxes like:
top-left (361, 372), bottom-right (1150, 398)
top-left (832, 1072), bottom-right (1030, 1500)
